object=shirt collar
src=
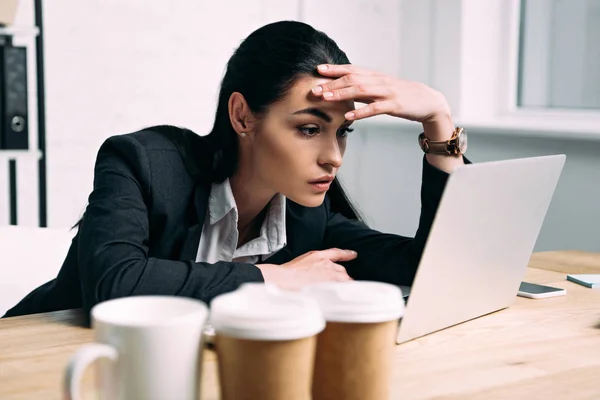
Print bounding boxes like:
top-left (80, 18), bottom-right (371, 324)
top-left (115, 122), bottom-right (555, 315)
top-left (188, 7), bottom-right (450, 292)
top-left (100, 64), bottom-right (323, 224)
top-left (261, 190), bottom-right (287, 253)
top-left (208, 178), bottom-right (237, 225)
top-left (207, 179), bottom-right (287, 253)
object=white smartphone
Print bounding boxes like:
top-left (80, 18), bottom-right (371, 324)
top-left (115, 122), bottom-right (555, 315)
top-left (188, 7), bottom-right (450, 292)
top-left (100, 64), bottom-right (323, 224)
top-left (517, 281), bottom-right (566, 299)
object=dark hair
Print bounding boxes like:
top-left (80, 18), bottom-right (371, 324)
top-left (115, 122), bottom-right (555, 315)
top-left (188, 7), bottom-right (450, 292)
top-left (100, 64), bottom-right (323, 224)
top-left (76, 21), bottom-right (363, 229)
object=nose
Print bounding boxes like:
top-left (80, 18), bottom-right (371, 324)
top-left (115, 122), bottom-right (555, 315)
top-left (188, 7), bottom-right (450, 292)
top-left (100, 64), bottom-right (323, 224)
top-left (318, 136), bottom-right (343, 170)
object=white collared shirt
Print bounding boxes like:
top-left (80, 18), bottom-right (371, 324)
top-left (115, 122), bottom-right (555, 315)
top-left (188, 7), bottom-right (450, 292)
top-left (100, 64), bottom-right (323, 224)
top-left (195, 178), bottom-right (287, 264)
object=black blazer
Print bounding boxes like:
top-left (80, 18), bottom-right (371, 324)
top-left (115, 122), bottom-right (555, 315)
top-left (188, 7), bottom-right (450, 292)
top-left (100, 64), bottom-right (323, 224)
top-left (4, 126), bottom-right (453, 319)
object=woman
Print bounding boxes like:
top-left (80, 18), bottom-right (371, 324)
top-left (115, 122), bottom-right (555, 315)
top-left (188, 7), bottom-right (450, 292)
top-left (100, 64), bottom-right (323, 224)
top-left (4, 20), bottom-right (467, 319)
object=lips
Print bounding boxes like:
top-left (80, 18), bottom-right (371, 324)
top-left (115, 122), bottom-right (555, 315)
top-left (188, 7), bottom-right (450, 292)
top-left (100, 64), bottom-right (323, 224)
top-left (309, 176), bottom-right (334, 193)
top-left (309, 176), bottom-right (334, 184)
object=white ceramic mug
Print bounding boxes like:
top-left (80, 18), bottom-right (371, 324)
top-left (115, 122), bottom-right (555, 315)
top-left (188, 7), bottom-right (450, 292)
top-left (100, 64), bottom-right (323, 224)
top-left (64, 296), bottom-right (209, 400)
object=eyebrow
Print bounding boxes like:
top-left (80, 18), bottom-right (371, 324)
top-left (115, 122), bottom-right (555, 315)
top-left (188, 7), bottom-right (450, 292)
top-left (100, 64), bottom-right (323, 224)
top-left (292, 107), bottom-right (352, 125)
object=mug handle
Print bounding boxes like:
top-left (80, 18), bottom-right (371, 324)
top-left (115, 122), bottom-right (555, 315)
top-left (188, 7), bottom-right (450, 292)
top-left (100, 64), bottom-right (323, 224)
top-left (64, 343), bottom-right (118, 400)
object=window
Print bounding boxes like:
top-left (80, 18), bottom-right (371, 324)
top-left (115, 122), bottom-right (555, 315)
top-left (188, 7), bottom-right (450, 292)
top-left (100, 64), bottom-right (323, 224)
top-left (519, 0), bottom-right (600, 110)
top-left (359, 0), bottom-right (600, 137)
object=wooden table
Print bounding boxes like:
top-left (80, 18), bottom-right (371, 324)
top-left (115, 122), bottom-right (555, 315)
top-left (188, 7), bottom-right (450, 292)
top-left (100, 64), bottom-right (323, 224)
top-left (1, 250), bottom-right (599, 399)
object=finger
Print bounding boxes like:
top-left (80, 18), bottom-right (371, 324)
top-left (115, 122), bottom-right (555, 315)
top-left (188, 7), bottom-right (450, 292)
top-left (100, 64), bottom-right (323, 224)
top-left (330, 262), bottom-right (348, 273)
top-left (316, 64), bottom-right (384, 77)
top-left (313, 74), bottom-right (386, 95)
top-left (335, 271), bottom-right (353, 282)
top-left (344, 100), bottom-right (398, 121)
top-left (316, 248), bottom-right (358, 262)
top-left (320, 85), bottom-right (392, 103)
top-left (328, 262), bottom-right (352, 280)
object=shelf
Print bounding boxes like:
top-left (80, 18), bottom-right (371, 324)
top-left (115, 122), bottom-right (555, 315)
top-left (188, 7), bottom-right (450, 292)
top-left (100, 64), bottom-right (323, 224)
top-left (0, 26), bottom-right (40, 37)
top-left (0, 150), bottom-right (43, 160)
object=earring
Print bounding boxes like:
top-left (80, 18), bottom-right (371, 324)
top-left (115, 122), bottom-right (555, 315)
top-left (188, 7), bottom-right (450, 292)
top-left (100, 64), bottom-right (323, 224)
top-left (240, 132), bottom-right (247, 137)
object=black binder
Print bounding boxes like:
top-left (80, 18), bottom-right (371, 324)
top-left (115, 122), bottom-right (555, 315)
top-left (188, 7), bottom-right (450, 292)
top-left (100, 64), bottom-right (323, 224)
top-left (0, 42), bottom-right (28, 149)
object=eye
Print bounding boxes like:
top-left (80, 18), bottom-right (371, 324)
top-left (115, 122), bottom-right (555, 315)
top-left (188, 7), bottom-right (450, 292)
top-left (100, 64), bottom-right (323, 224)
top-left (338, 127), bottom-right (354, 138)
top-left (297, 125), bottom-right (354, 138)
top-left (298, 126), bottom-right (320, 137)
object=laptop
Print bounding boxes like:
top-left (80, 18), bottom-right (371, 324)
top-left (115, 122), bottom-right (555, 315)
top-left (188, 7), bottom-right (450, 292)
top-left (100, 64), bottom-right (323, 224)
top-left (395, 154), bottom-right (566, 344)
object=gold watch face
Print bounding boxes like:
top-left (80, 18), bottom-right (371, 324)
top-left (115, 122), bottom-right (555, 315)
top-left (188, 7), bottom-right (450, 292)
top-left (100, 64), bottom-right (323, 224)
top-left (457, 129), bottom-right (468, 154)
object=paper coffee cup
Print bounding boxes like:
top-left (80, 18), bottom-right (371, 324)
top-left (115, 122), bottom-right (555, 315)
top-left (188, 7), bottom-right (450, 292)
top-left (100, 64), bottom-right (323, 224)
top-left (303, 281), bottom-right (405, 400)
top-left (210, 283), bottom-right (325, 400)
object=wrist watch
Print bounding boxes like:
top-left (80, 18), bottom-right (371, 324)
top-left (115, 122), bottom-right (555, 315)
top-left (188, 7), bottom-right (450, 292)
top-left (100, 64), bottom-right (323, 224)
top-left (418, 127), bottom-right (468, 156)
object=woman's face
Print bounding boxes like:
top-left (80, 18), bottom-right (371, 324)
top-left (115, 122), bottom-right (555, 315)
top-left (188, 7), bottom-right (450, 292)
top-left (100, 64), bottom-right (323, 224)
top-left (240, 75), bottom-right (355, 207)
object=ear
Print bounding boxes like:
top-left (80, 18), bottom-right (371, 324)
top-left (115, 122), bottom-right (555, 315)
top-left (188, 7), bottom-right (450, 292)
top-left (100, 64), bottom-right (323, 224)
top-left (228, 92), bottom-right (259, 137)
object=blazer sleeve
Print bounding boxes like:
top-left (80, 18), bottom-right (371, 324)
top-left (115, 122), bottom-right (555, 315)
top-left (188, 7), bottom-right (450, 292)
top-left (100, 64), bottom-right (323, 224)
top-left (78, 135), bottom-right (264, 311)
top-left (322, 156), bottom-right (466, 286)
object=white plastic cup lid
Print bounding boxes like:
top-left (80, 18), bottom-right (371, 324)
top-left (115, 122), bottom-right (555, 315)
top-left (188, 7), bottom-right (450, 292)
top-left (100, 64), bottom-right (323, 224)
top-left (210, 283), bottom-right (325, 340)
top-left (302, 281), bottom-right (405, 323)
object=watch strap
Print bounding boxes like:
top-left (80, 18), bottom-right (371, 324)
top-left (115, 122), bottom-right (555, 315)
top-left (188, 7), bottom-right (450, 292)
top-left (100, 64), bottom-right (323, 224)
top-left (419, 127), bottom-right (465, 155)
top-left (427, 140), bottom-right (453, 155)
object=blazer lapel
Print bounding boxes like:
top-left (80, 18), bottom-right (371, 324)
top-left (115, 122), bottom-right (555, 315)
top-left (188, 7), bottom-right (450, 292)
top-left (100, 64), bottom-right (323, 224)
top-left (262, 200), bottom-right (325, 264)
top-left (179, 183), bottom-right (210, 261)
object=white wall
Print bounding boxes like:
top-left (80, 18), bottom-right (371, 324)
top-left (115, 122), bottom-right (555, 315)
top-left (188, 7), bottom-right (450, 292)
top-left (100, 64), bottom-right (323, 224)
top-left (2, 0), bottom-right (305, 227)
top-left (1, 0), bottom-right (598, 253)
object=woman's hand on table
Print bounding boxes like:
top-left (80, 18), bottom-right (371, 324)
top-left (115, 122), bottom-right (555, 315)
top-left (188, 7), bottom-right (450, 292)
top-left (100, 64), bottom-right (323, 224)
top-left (256, 248), bottom-right (355, 290)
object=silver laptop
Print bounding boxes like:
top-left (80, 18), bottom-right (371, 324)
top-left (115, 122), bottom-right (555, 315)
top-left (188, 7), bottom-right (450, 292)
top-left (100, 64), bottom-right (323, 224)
top-left (396, 154), bottom-right (566, 344)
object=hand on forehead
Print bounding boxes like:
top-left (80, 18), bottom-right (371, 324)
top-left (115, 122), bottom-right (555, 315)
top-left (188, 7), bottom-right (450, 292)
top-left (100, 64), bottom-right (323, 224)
top-left (285, 76), bottom-right (356, 123)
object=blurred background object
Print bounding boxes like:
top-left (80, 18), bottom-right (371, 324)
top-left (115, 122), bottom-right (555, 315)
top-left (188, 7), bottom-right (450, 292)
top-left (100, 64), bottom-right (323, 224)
top-left (0, 0), bottom-right (598, 252)
top-left (0, 0), bottom-right (45, 229)
top-left (0, 0), bottom-right (19, 27)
